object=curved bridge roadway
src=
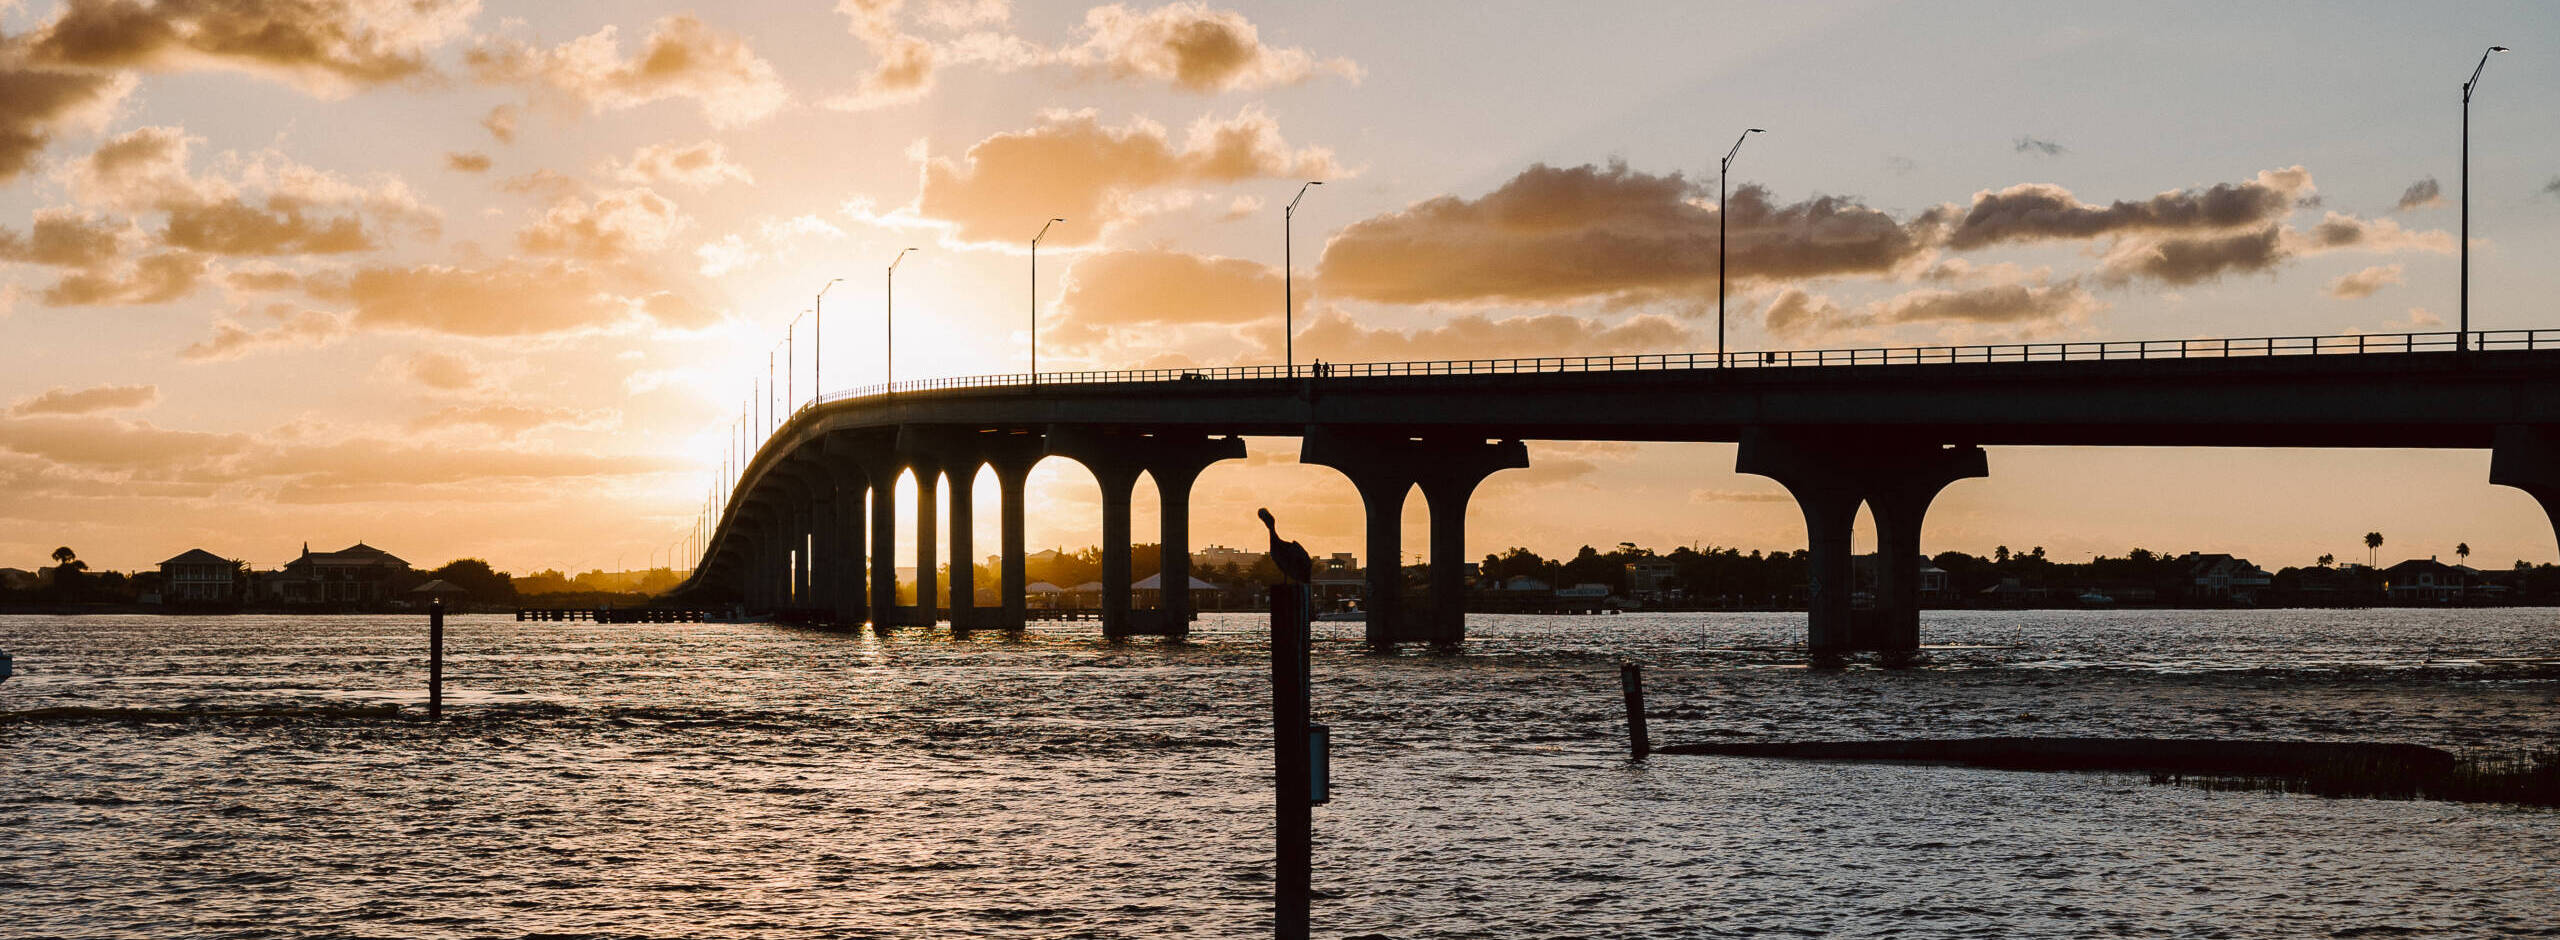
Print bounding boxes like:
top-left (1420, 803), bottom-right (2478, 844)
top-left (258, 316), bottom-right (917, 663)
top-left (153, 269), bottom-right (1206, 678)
top-left (676, 330), bottom-right (2560, 656)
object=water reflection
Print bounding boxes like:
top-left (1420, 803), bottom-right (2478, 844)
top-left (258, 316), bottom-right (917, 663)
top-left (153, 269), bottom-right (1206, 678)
top-left (2, 610), bottom-right (2555, 937)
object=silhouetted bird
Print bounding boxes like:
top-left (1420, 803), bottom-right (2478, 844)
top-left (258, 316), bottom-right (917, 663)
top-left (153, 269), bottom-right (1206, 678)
top-left (1259, 507), bottom-right (1312, 584)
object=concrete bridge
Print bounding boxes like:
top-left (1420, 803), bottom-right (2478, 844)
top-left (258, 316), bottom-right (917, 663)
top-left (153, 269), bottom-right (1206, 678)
top-left (675, 329), bottom-right (2560, 656)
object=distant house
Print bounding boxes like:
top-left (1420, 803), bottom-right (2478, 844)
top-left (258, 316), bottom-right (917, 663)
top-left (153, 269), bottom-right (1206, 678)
top-left (1498, 575), bottom-right (1552, 593)
top-left (1193, 544), bottom-right (1266, 572)
top-left (1851, 554), bottom-right (1953, 604)
top-left (270, 542), bottom-right (412, 605)
top-left (2182, 553), bottom-right (2273, 603)
top-left (1623, 560), bottom-right (1676, 598)
top-left (159, 549), bottom-right (240, 602)
top-left (2382, 557), bottom-right (2467, 604)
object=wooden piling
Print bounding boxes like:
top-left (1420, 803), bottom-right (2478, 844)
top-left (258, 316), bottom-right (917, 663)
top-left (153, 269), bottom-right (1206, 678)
top-left (1271, 583), bottom-right (1312, 940)
top-left (1621, 662), bottom-right (1648, 760)
top-left (428, 598), bottom-right (445, 721)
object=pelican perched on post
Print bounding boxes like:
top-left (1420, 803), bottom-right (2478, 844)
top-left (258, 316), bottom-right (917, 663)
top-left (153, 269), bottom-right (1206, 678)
top-left (1259, 508), bottom-right (1312, 584)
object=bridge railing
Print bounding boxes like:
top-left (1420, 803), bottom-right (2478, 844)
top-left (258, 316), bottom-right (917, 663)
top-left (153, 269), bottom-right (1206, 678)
top-left (807, 328), bottom-right (2560, 412)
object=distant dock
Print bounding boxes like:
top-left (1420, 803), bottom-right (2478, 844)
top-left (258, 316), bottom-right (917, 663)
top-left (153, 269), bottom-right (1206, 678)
top-left (516, 607), bottom-right (716, 623)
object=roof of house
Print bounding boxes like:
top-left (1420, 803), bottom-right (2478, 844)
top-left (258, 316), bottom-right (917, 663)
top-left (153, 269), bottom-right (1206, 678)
top-left (283, 542), bottom-right (410, 570)
top-left (160, 548), bottom-right (231, 567)
top-left (1133, 573), bottom-right (1217, 590)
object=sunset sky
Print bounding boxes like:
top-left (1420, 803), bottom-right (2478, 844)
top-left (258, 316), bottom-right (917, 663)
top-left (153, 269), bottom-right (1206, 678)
top-left (4, 1), bottom-right (2559, 576)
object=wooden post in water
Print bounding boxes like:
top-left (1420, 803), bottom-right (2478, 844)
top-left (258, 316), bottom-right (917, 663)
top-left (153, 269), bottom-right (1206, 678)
top-left (428, 598), bottom-right (445, 721)
top-left (1271, 582), bottom-right (1311, 940)
top-left (1621, 662), bottom-right (1648, 760)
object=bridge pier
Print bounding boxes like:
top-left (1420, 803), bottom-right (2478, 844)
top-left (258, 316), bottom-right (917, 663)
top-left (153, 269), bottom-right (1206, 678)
top-left (2492, 425), bottom-right (2560, 555)
top-left (1301, 430), bottom-right (1528, 647)
top-left (854, 447), bottom-right (901, 630)
top-left (912, 456), bottom-right (941, 625)
top-left (1737, 429), bottom-right (1986, 658)
top-left (820, 446), bottom-right (872, 624)
top-left (1048, 428), bottom-right (1245, 638)
top-left (983, 432), bottom-right (1045, 631)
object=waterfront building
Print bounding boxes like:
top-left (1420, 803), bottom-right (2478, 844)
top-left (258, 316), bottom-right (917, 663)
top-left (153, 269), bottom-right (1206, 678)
top-left (268, 543), bottom-right (413, 605)
top-left (157, 549), bottom-right (240, 602)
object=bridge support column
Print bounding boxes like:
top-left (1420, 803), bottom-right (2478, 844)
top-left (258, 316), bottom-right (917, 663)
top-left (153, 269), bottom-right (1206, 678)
top-left (2492, 425), bottom-right (2560, 556)
top-left (1738, 429), bottom-right (1986, 659)
top-left (984, 433), bottom-right (1045, 631)
top-left (947, 458), bottom-right (978, 628)
top-left (1048, 428), bottom-right (1245, 638)
top-left (856, 447), bottom-right (900, 629)
top-left (828, 462), bottom-right (868, 624)
top-left (1302, 430), bottom-right (1528, 647)
top-left (912, 459), bottom-right (940, 626)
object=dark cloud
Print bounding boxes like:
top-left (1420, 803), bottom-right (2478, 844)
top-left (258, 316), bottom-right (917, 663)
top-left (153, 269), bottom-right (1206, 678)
top-left (2545, 177), bottom-right (2560, 198)
top-left (446, 152), bottom-right (492, 173)
top-left (8, 383), bottom-right (159, 416)
top-left (1295, 309), bottom-right (1694, 362)
top-left (1940, 167), bottom-right (2310, 250)
top-left (2013, 136), bottom-right (2067, 157)
top-left (1763, 280), bottom-right (2101, 338)
top-left (1316, 161), bottom-right (1928, 306)
top-left (0, 61), bottom-right (133, 181)
top-left (22, 0), bottom-right (478, 94)
top-left (1062, 2), bottom-right (1361, 93)
top-left (2096, 225), bottom-right (2285, 285)
top-left (2395, 177), bottom-right (2442, 211)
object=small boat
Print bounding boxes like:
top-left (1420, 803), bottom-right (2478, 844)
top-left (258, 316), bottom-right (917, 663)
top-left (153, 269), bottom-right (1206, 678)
top-left (2076, 591), bottom-right (2114, 606)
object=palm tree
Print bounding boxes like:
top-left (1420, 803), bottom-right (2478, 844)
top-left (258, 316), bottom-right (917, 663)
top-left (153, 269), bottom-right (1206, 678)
top-left (2364, 532), bottom-right (2384, 567)
top-left (2456, 542), bottom-right (2471, 566)
top-left (2317, 553), bottom-right (2335, 567)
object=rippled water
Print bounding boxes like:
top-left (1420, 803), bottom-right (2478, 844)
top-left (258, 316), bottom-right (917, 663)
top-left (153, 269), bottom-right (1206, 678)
top-left (4, 609), bottom-right (2557, 938)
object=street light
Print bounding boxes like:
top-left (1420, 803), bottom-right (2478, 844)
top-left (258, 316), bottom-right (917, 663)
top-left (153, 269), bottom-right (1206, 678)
top-left (1719, 128), bottom-right (1763, 364)
top-left (887, 247), bottom-right (917, 392)
top-left (1285, 181), bottom-right (1321, 376)
top-left (814, 277), bottom-right (843, 406)
top-left (784, 310), bottom-right (805, 415)
top-left (2462, 45), bottom-right (2509, 352)
top-left (1032, 218), bottom-right (1065, 382)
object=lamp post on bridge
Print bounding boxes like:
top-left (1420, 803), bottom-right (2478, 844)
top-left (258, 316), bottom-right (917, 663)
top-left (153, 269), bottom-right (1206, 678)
top-left (887, 247), bottom-right (918, 393)
top-left (1032, 218), bottom-right (1064, 383)
top-left (1285, 181), bottom-right (1321, 377)
top-left (814, 278), bottom-right (842, 407)
top-left (785, 310), bottom-right (806, 418)
top-left (2461, 45), bottom-right (2509, 353)
top-left (1719, 127), bottom-right (1763, 366)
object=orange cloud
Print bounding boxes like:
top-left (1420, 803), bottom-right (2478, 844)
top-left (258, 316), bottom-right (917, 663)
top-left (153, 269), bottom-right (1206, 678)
top-left (327, 258), bottom-right (711, 336)
top-left (41, 250), bottom-right (206, 306)
top-left (469, 14), bottom-right (789, 128)
top-left (606, 140), bottom-right (752, 187)
top-left (7, 383), bottom-right (159, 416)
top-left (915, 108), bottom-right (1336, 244)
top-left (446, 151), bottom-right (492, 173)
top-left (21, 0), bottom-right (478, 95)
top-left (406, 404), bottom-right (610, 437)
top-left (177, 305), bottom-right (350, 360)
top-left (1060, 3), bottom-right (1361, 93)
top-left (516, 187), bottom-right (686, 261)
top-left (0, 209), bottom-right (132, 268)
top-left (1050, 247), bottom-right (1284, 346)
top-left (381, 350), bottom-right (487, 392)
top-left (2327, 264), bottom-right (2405, 300)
